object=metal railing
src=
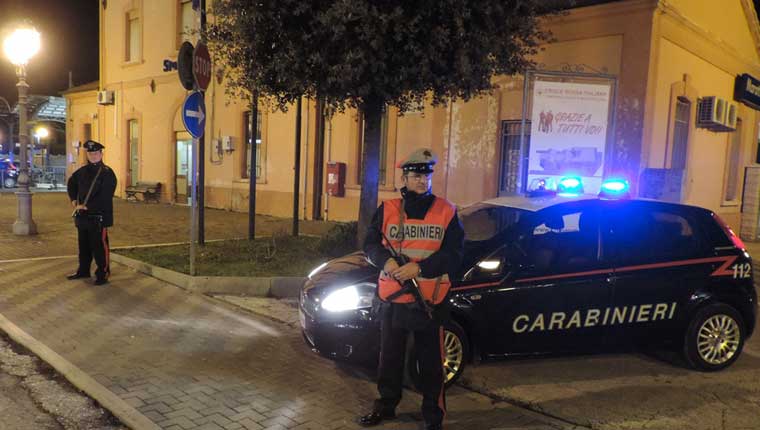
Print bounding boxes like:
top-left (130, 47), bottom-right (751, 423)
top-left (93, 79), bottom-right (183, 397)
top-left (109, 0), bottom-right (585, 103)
top-left (30, 166), bottom-right (66, 189)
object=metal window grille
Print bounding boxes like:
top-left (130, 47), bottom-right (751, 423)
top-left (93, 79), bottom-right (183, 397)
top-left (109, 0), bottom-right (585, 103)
top-left (499, 120), bottom-right (530, 195)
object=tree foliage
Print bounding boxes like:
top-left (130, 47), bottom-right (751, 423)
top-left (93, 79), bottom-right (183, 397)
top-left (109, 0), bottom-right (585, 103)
top-left (207, 0), bottom-right (557, 113)
top-left (207, 0), bottom-right (561, 245)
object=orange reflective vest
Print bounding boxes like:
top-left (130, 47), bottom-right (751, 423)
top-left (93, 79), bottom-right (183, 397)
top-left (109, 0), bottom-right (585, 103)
top-left (378, 197), bottom-right (456, 305)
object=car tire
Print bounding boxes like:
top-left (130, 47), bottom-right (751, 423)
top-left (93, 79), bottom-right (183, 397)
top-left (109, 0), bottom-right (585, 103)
top-left (683, 303), bottom-right (745, 371)
top-left (3, 177), bottom-right (15, 189)
top-left (407, 320), bottom-right (469, 390)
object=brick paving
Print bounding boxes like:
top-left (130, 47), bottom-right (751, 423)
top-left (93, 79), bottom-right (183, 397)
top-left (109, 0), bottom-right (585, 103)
top-left (0, 257), bottom-right (570, 430)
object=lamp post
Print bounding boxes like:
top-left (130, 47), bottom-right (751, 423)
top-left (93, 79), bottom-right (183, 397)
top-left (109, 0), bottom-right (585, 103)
top-left (3, 26), bottom-right (40, 235)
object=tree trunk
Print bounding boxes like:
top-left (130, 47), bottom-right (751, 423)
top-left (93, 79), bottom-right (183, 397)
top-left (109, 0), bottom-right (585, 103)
top-left (248, 92), bottom-right (259, 240)
top-left (292, 96), bottom-right (302, 236)
top-left (357, 97), bottom-right (383, 248)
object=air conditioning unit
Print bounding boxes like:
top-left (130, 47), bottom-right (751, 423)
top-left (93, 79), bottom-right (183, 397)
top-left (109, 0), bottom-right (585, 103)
top-left (97, 90), bottom-right (114, 105)
top-left (722, 101), bottom-right (738, 131)
top-left (697, 96), bottom-right (727, 129)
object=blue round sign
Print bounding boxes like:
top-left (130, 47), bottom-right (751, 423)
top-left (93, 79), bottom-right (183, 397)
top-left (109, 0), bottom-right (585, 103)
top-left (182, 91), bottom-right (206, 138)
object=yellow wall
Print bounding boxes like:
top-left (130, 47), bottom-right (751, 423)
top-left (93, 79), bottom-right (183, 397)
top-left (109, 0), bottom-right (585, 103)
top-left (64, 89), bottom-right (99, 178)
top-left (76, 0), bottom-right (760, 233)
top-left (644, 0), bottom-right (760, 224)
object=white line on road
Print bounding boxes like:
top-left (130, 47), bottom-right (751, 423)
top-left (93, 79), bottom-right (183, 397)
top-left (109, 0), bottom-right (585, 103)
top-left (0, 255), bottom-right (75, 264)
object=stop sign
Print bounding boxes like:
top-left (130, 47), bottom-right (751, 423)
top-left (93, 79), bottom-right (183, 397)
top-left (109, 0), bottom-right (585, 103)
top-left (193, 42), bottom-right (212, 91)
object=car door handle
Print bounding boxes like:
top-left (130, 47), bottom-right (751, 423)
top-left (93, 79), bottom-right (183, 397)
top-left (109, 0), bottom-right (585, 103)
top-left (606, 276), bottom-right (617, 285)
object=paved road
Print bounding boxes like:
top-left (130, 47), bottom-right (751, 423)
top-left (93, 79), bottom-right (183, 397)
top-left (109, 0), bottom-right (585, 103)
top-left (0, 257), bottom-right (569, 430)
top-left (218, 293), bottom-right (760, 430)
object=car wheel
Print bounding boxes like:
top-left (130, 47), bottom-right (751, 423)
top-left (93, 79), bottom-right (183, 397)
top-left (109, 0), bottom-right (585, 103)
top-left (3, 177), bottom-right (15, 189)
top-left (407, 320), bottom-right (469, 390)
top-left (683, 303), bottom-right (745, 371)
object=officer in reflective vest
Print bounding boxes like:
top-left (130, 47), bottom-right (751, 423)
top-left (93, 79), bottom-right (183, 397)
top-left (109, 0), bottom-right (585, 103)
top-left (360, 148), bottom-right (464, 430)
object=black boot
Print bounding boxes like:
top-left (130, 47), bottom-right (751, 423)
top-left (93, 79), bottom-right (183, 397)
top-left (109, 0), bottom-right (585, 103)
top-left (66, 272), bottom-right (89, 280)
top-left (425, 424), bottom-right (442, 430)
top-left (358, 410), bottom-right (396, 427)
top-left (94, 277), bottom-right (108, 286)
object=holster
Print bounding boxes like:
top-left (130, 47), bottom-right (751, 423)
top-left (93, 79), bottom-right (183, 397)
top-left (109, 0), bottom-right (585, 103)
top-left (73, 212), bottom-right (104, 229)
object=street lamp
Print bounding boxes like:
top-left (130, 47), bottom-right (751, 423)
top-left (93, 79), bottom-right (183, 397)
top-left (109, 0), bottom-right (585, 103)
top-left (34, 126), bottom-right (48, 168)
top-left (3, 26), bottom-right (40, 235)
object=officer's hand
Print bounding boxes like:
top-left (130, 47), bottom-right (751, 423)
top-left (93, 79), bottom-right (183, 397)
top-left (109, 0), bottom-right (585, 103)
top-left (71, 200), bottom-right (78, 208)
top-left (74, 204), bottom-right (88, 211)
top-left (390, 262), bottom-right (421, 282)
top-left (383, 258), bottom-right (399, 276)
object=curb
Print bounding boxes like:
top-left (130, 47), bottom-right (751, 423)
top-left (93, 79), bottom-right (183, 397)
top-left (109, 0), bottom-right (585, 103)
top-left (110, 253), bottom-right (305, 298)
top-left (0, 313), bottom-right (160, 430)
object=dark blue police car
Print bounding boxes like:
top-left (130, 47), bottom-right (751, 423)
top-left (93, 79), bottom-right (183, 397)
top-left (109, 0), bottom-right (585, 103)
top-left (299, 179), bottom-right (757, 386)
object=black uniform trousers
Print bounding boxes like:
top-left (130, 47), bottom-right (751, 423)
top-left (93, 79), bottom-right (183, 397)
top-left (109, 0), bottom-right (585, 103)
top-left (75, 215), bottom-right (110, 279)
top-left (374, 304), bottom-right (446, 426)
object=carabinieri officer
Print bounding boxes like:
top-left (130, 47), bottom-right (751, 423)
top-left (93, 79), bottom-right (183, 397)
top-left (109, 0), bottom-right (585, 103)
top-left (66, 140), bottom-right (118, 286)
top-left (360, 148), bottom-right (464, 430)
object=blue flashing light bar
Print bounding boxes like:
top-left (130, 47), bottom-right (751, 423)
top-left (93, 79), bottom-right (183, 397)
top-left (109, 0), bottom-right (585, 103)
top-left (557, 176), bottom-right (584, 195)
top-left (599, 179), bottom-right (630, 199)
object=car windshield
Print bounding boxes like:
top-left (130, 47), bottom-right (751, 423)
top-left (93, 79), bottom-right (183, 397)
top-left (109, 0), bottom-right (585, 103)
top-left (460, 203), bottom-right (529, 244)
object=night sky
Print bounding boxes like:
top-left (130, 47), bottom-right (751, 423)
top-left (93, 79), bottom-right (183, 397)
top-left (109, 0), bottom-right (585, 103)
top-left (0, 0), bottom-right (98, 106)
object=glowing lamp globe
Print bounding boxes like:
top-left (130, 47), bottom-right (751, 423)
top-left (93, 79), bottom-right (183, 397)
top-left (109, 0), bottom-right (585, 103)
top-left (34, 127), bottom-right (49, 139)
top-left (3, 28), bottom-right (41, 66)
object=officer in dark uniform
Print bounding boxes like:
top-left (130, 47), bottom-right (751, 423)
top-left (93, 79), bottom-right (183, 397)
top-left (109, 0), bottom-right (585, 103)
top-left (359, 148), bottom-right (464, 430)
top-left (66, 140), bottom-right (118, 286)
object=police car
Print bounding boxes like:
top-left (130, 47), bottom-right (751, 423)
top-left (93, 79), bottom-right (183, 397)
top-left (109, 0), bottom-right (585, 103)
top-left (299, 178), bottom-right (757, 387)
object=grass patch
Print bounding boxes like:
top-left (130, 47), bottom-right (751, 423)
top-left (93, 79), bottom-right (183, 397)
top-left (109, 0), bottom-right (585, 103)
top-left (118, 235), bottom-right (336, 277)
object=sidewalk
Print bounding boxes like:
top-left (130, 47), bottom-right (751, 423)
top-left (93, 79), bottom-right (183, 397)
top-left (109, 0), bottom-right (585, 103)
top-left (0, 257), bottom-right (571, 430)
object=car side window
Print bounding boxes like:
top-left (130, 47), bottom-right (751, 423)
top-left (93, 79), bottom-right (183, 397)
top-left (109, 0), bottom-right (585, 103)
top-left (608, 205), bottom-right (705, 265)
top-left (522, 207), bottom-right (600, 275)
top-left (462, 205), bottom-right (525, 242)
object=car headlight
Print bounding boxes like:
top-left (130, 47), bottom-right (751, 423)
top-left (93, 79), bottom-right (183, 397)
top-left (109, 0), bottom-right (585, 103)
top-left (321, 283), bottom-right (375, 312)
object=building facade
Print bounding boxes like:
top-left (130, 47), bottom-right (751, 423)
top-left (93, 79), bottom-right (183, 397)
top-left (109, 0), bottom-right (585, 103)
top-left (64, 0), bottom-right (760, 238)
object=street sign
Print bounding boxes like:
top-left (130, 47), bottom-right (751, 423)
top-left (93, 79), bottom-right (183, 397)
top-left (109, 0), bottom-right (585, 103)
top-left (177, 42), bottom-right (195, 91)
top-left (182, 91), bottom-right (206, 139)
top-left (193, 42), bottom-right (212, 91)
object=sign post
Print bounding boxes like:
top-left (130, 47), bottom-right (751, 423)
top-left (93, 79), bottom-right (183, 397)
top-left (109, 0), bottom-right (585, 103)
top-left (182, 91), bottom-right (205, 275)
top-left (193, 41), bottom-right (210, 246)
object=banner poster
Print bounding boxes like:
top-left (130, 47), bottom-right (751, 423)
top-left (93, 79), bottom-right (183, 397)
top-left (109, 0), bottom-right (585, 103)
top-left (528, 80), bottom-right (611, 195)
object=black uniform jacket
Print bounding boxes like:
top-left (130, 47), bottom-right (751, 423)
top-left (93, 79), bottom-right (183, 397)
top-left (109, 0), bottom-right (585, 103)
top-left (67, 162), bottom-right (118, 227)
top-left (364, 188), bottom-right (465, 329)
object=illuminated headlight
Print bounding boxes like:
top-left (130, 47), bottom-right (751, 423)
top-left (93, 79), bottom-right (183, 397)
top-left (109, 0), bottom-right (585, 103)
top-left (321, 283), bottom-right (375, 312)
top-left (308, 262), bottom-right (328, 279)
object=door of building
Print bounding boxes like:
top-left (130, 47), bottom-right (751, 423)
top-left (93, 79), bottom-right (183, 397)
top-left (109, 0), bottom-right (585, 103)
top-left (176, 132), bottom-right (192, 204)
top-left (127, 119), bottom-right (140, 187)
